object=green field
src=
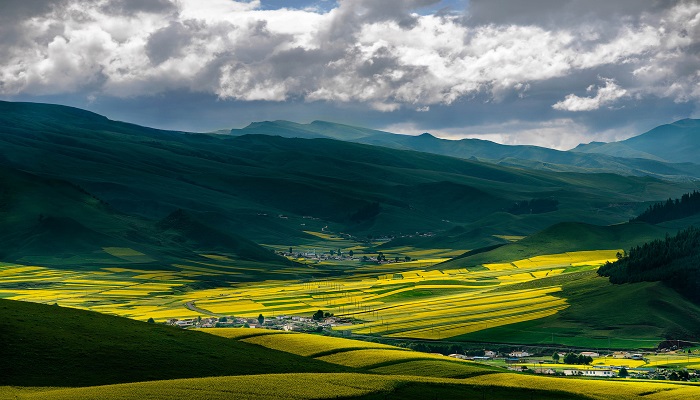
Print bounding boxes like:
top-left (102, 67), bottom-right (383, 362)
top-left (0, 249), bottom-right (620, 341)
top-left (3, 299), bottom-right (700, 400)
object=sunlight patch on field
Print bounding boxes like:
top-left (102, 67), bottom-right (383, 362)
top-left (0, 249), bottom-right (616, 332)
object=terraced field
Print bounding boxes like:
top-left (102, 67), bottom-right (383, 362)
top-left (0, 249), bottom-right (618, 339)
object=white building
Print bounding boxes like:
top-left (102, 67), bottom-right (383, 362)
top-left (563, 369), bottom-right (615, 377)
top-left (509, 351), bottom-right (530, 358)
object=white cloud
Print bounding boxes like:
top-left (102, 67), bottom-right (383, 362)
top-left (0, 0), bottom-right (698, 114)
top-left (552, 78), bottom-right (628, 112)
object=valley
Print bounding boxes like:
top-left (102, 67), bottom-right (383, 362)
top-left (1, 101), bottom-right (700, 399)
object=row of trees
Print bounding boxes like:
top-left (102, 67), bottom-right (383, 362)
top-left (633, 191), bottom-right (700, 224)
top-left (598, 226), bottom-right (700, 300)
top-left (552, 352), bottom-right (593, 365)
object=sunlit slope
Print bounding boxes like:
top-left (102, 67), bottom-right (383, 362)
top-left (0, 101), bottom-right (695, 247)
top-left (4, 371), bottom-right (700, 400)
top-left (0, 299), bottom-right (347, 387)
top-left (456, 271), bottom-right (700, 347)
top-left (437, 221), bottom-right (672, 269)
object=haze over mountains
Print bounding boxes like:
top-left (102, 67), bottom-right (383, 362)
top-left (230, 118), bottom-right (700, 181)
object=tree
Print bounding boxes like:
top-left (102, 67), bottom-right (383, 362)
top-left (330, 249), bottom-right (335, 256)
top-left (619, 367), bottom-right (629, 378)
top-left (404, 256), bottom-right (411, 262)
top-left (564, 353), bottom-right (579, 364)
top-left (362, 256), bottom-right (369, 262)
top-left (218, 316), bottom-right (227, 322)
top-left (394, 257), bottom-right (400, 262)
top-left (147, 317), bottom-right (155, 324)
top-left (552, 352), bottom-right (560, 363)
top-left (349, 250), bottom-right (354, 257)
top-left (289, 247), bottom-right (293, 254)
top-left (257, 313), bottom-right (264, 325)
top-left (313, 309), bottom-right (324, 321)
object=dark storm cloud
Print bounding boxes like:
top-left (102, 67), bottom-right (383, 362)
top-left (146, 22), bottom-right (195, 65)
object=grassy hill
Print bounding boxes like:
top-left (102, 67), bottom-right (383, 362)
top-left (0, 299), bottom-right (348, 387)
top-left (436, 221), bottom-right (673, 269)
top-left (1, 100), bottom-right (696, 259)
top-left (3, 300), bottom-right (700, 399)
top-left (455, 271), bottom-right (700, 348)
top-left (0, 165), bottom-right (292, 269)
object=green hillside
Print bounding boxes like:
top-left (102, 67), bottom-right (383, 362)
top-left (0, 165), bottom-right (292, 269)
top-left (598, 226), bottom-right (700, 302)
top-left (456, 271), bottom-right (700, 347)
top-left (1, 100), bottom-right (695, 256)
top-left (3, 300), bottom-right (700, 399)
top-left (0, 299), bottom-right (348, 387)
top-left (436, 221), bottom-right (673, 269)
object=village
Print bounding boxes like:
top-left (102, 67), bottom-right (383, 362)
top-left (166, 313), bottom-right (353, 333)
top-left (164, 315), bottom-right (698, 382)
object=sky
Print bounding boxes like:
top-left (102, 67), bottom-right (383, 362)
top-left (0, 0), bottom-right (698, 149)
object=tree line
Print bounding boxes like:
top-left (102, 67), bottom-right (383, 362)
top-left (598, 226), bottom-right (700, 301)
top-left (632, 191), bottom-right (700, 224)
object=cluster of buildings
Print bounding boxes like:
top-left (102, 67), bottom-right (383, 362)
top-left (166, 314), bottom-right (353, 332)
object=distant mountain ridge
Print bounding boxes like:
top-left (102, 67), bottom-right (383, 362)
top-left (573, 118), bottom-right (700, 163)
top-left (230, 119), bottom-right (700, 181)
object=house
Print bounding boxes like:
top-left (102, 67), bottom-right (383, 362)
top-left (535, 368), bottom-right (556, 375)
top-left (509, 351), bottom-right (530, 358)
top-left (580, 351), bottom-right (600, 357)
top-left (631, 353), bottom-right (644, 360)
top-left (613, 352), bottom-right (631, 359)
top-left (449, 354), bottom-right (470, 360)
top-left (484, 350), bottom-right (497, 357)
top-left (472, 356), bottom-right (491, 361)
top-left (563, 369), bottom-right (615, 377)
top-left (175, 320), bottom-right (194, 328)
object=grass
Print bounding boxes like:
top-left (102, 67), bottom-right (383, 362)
top-left (4, 372), bottom-right (700, 399)
top-left (5, 299), bottom-right (700, 399)
top-left (454, 271), bottom-right (700, 348)
top-left (369, 360), bottom-right (496, 378)
top-left (316, 349), bottom-right (458, 368)
top-left (241, 333), bottom-right (401, 357)
top-left (0, 299), bottom-right (348, 387)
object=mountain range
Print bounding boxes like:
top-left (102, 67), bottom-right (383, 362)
top-left (229, 118), bottom-right (700, 181)
top-left (0, 100), bottom-right (698, 271)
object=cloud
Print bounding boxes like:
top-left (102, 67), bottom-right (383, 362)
top-left (0, 0), bottom-right (698, 124)
top-left (552, 78), bottom-right (629, 112)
